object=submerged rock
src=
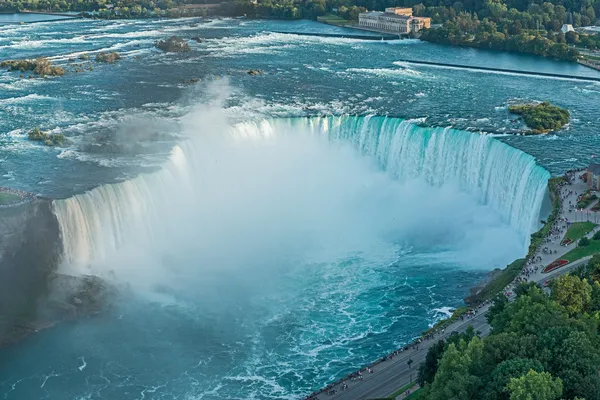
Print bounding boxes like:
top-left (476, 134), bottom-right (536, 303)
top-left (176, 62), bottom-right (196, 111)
top-left (247, 69), bottom-right (264, 76)
top-left (156, 36), bottom-right (191, 52)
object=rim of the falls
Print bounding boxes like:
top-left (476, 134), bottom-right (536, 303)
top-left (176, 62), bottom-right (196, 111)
top-left (51, 115), bottom-right (550, 273)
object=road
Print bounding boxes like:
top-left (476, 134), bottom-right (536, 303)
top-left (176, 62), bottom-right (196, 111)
top-left (313, 173), bottom-right (597, 400)
top-left (319, 258), bottom-right (588, 400)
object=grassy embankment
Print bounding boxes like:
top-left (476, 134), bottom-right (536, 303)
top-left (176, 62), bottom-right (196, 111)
top-left (0, 192), bottom-right (20, 205)
top-left (386, 382), bottom-right (418, 399)
top-left (421, 177), bottom-right (562, 334)
top-left (316, 14), bottom-right (349, 26)
top-left (528, 177), bottom-right (564, 257)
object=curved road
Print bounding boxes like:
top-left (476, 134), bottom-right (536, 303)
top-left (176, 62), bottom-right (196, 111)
top-left (317, 175), bottom-right (596, 400)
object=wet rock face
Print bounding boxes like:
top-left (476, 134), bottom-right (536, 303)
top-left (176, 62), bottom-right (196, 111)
top-left (0, 200), bottom-right (63, 344)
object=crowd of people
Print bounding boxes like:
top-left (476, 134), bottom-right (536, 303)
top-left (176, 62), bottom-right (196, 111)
top-left (304, 169), bottom-right (594, 400)
top-left (503, 168), bottom-right (592, 297)
top-left (302, 301), bottom-right (492, 400)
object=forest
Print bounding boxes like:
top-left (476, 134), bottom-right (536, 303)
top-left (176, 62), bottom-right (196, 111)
top-left (1, 0), bottom-right (599, 59)
top-left (414, 255), bottom-right (600, 400)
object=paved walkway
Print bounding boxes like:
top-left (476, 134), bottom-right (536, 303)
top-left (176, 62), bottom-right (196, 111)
top-left (308, 171), bottom-right (600, 400)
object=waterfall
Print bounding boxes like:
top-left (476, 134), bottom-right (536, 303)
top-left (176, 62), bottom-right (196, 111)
top-left (52, 115), bottom-right (550, 273)
top-left (233, 116), bottom-right (550, 236)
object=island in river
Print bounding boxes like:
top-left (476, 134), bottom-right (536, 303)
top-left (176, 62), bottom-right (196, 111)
top-left (509, 101), bottom-right (571, 134)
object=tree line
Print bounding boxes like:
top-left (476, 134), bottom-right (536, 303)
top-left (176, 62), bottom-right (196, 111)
top-left (414, 254), bottom-right (600, 400)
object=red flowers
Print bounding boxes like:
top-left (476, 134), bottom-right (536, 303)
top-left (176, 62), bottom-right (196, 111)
top-left (543, 259), bottom-right (569, 273)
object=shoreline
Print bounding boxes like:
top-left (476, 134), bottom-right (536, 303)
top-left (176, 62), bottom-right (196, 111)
top-left (307, 171), bottom-right (574, 399)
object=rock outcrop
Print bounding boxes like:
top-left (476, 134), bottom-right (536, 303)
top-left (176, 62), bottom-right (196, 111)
top-left (156, 36), bottom-right (191, 52)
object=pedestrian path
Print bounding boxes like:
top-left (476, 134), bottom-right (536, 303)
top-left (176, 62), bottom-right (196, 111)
top-left (308, 170), bottom-right (600, 400)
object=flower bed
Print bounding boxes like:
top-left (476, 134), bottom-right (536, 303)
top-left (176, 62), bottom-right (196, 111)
top-left (543, 259), bottom-right (569, 273)
top-left (561, 238), bottom-right (573, 246)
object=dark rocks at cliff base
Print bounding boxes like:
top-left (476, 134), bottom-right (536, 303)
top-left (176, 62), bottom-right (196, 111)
top-left (0, 199), bottom-right (118, 347)
top-left (156, 36), bottom-right (191, 52)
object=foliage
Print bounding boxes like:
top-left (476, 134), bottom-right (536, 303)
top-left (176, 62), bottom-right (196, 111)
top-left (466, 259), bottom-right (525, 305)
top-left (579, 236), bottom-right (590, 247)
top-left (95, 51), bottom-right (121, 63)
top-left (576, 191), bottom-right (598, 208)
top-left (420, 272), bottom-right (600, 400)
top-left (593, 230), bottom-right (600, 240)
top-left (550, 274), bottom-right (592, 315)
top-left (418, 339), bottom-right (446, 386)
top-left (508, 102), bottom-right (570, 133)
top-left (425, 338), bottom-right (484, 400)
top-left (484, 358), bottom-right (545, 399)
top-left (506, 370), bottom-right (563, 400)
top-left (528, 177), bottom-right (562, 258)
top-left (27, 128), bottom-right (71, 147)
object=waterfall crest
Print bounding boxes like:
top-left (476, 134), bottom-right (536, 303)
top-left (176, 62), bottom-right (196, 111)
top-left (52, 116), bottom-right (550, 273)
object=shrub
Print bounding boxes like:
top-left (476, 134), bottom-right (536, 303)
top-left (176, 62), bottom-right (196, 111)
top-left (593, 231), bottom-right (600, 241)
top-left (580, 237), bottom-right (590, 247)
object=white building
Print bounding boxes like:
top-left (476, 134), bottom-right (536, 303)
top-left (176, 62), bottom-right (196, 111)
top-left (358, 7), bottom-right (431, 34)
top-left (561, 24), bottom-right (574, 33)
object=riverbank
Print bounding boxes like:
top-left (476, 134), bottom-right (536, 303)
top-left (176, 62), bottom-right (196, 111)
top-left (308, 170), bottom-right (593, 400)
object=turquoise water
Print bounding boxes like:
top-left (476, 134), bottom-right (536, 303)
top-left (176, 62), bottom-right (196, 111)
top-left (0, 17), bottom-right (595, 399)
top-left (0, 13), bottom-right (77, 24)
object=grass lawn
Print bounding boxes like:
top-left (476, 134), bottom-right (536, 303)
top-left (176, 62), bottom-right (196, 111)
top-left (0, 192), bottom-right (21, 205)
top-left (317, 14), bottom-right (349, 25)
top-left (465, 258), bottom-right (525, 305)
top-left (561, 239), bottom-right (600, 263)
top-left (563, 222), bottom-right (596, 242)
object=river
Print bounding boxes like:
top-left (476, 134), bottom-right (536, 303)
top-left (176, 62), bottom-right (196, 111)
top-left (0, 17), bottom-right (597, 400)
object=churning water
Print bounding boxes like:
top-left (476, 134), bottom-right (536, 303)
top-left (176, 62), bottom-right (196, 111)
top-left (0, 16), bottom-right (589, 400)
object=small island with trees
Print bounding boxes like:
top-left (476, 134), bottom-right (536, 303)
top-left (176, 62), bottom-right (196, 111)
top-left (508, 101), bottom-right (570, 134)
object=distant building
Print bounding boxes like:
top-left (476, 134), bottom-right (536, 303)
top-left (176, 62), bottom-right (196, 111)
top-left (587, 163), bottom-right (600, 190)
top-left (358, 7), bottom-right (431, 34)
top-left (561, 24), bottom-right (574, 33)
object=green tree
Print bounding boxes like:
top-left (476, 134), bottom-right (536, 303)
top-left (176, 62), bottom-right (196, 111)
top-left (506, 370), bottom-right (563, 400)
top-left (484, 358), bottom-right (545, 400)
top-left (550, 274), bottom-right (592, 315)
top-left (427, 338), bottom-right (484, 400)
